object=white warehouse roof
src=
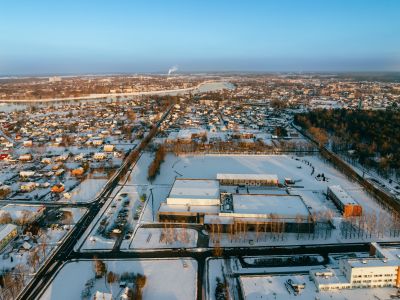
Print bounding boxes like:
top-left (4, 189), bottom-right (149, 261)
top-left (166, 179), bottom-right (220, 206)
top-left (228, 194), bottom-right (309, 219)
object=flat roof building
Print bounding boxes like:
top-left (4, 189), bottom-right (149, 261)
top-left (166, 179), bottom-right (220, 206)
top-left (327, 185), bottom-right (362, 217)
top-left (158, 177), bottom-right (315, 233)
top-left (311, 243), bottom-right (400, 291)
top-left (227, 194), bottom-right (310, 219)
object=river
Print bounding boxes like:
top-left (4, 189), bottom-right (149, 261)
top-left (0, 81), bottom-right (235, 113)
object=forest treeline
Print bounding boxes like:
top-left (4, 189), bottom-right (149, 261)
top-left (294, 109), bottom-right (400, 176)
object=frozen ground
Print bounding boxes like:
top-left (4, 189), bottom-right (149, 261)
top-left (130, 227), bottom-right (198, 249)
top-left (207, 259), bottom-right (225, 300)
top-left (60, 207), bottom-right (87, 224)
top-left (40, 258), bottom-right (197, 300)
top-left (67, 178), bottom-right (108, 203)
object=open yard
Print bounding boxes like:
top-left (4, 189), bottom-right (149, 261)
top-left (40, 258), bottom-right (197, 300)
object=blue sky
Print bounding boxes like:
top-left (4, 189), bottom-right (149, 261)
top-left (0, 0), bottom-right (399, 75)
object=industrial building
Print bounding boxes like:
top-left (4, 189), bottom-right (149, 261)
top-left (311, 243), bottom-right (400, 291)
top-left (158, 177), bottom-right (314, 233)
top-left (327, 185), bottom-right (362, 217)
top-left (158, 179), bottom-right (220, 223)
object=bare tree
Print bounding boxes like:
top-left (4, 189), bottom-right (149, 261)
top-left (27, 248), bottom-right (40, 272)
top-left (0, 212), bottom-right (12, 224)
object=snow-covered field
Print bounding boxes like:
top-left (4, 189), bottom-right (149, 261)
top-left (68, 178), bottom-right (108, 203)
top-left (40, 259), bottom-right (197, 300)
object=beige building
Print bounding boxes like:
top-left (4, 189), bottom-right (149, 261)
top-left (311, 243), bottom-right (400, 291)
top-left (0, 224), bottom-right (18, 250)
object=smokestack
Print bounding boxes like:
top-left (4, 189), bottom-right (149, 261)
top-left (168, 66), bottom-right (178, 75)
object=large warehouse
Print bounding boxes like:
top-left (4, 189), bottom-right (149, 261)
top-left (158, 177), bottom-right (314, 233)
top-left (158, 179), bottom-right (220, 223)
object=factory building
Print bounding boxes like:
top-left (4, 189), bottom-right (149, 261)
top-left (327, 185), bottom-right (362, 217)
top-left (158, 177), bottom-right (314, 233)
top-left (311, 243), bottom-right (400, 291)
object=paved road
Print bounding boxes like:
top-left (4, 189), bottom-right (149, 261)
top-left (31, 241), bottom-right (378, 300)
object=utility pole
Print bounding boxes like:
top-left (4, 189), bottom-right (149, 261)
top-left (150, 188), bottom-right (155, 222)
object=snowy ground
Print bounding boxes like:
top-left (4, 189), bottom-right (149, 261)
top-left (60, 207), bottom-right (87, 224)
top-left (67, 178), bottom-right (108, 203)
top-left (130, 227), bottom-right (198, 249)
top-left (207, 259), bottom-right (225, 300)
top-left (40, 258), bottom-right (197, 300)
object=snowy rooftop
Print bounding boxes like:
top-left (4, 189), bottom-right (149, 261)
top-left (328, 185), bottom-right (359, 206)
top-left (310, 268), bottom-right (349, 285)
top-left (346, 257), bottom-right (398, 268)
top-left (230, 194), bottom-right (309, 218)
top-left (168, 179), bottom-right (220, 200)
top-left (217, 173), bottom-right (278, 181)
top-left (0, 224), bottom-right (17, 242)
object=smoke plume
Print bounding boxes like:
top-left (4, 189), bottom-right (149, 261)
top-left (168, 66), bottom-right (178, 75)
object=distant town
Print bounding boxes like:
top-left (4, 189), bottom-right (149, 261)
top-left (0, 73), bottom-right (400, 300)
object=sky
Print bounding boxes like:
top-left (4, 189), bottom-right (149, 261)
top-left (0, 0), bottom-right (399, 75)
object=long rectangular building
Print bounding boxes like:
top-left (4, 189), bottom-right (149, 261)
top-left (217, 173), bottom-right (279, 186)
top-left (327, 185), bottom-right (362, 217)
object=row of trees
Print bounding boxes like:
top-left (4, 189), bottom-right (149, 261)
top-left (167, 139), bottom-right (316, 155)
top-left (91, 258), bottom-right (146, 300)
top-left (147, 146), bottom-right (166, 181)
top-left (160, 223), bottom-right (190, 244)
top-left (294, 108), bottom-right (400, 177)
top-left (208, 211), bottom-right (334, 246)
top-left (208, 208), bottom-right (400, 246)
